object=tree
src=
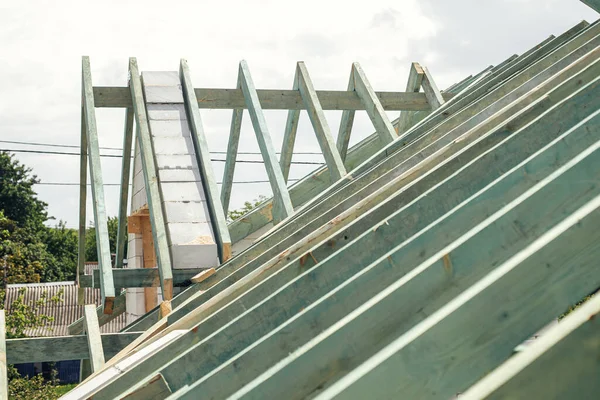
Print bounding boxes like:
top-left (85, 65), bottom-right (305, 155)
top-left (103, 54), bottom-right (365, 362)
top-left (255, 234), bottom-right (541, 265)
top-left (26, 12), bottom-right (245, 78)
top-left (84, 216), bottom-right (126, 263)
top-left (42, 221), bottom-right (78, 281)
top-left (227, 195), bottom-right (267, 223)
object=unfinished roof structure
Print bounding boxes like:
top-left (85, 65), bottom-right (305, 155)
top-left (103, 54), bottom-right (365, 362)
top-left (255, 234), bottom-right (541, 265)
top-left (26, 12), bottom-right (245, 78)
top-left (1, 2), bottom-right (600, 399)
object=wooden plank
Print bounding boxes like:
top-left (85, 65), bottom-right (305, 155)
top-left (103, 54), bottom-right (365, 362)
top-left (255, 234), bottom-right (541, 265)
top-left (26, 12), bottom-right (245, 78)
top-left (190, 268), bottom-right (216, 284)
top-left (228, 111), bottom-right (600, 400)
top-left (180, 59), bottom-right (232, 262)
top-left (297, 62), bottom-right (346, 181)
top-left (82, 56), bottom-right (116, 312)
top-left (0, 311), bottom-right (7, 400)
top-left (115, 107), bottom-right (135, 268)
top-left (396, 62), bottom-right (424, 134)
top-left (159, 301), bottom-right (172, 318)
top-left (79, 268), bottom-right (199, 288)
top-left (461, 294), bottom-right (600, 400)
top-left (352, 63), bottom-right (397, 146)
top-left (225, 21), bottom-right (594, 248)
top-left (128, 57), bottom-right (174, 300)
top-left (318, 193), bottom-right (600, 400)
top-left (122, 374), bottom-right (172, 399)
top-left (220, 106), bottom-right (243, 213)
top-left (279, 69), bottom-right (301, 183)
top-left (238, 60), bottom-right (294, 223)
top-left (92, 86), bottom-right (454, 110)
top-left (336, 69), bottom-right (356, 162)
top-left (69, 292), bottom-right (127, 335)
top-left (77, 104), bottom-right (88, 306)
top-left (84, 304), bottom-right (106, 373)
top-left (5, 332), bottom-right (141, 364)
top-left (421, 65), bottom-right (445, 109)
top-left (581, 0), bottom-right (600, 12)
top-left (148, 78), bottom-right (600, 399)
top-left (141, 215), bottom-right (158, 312)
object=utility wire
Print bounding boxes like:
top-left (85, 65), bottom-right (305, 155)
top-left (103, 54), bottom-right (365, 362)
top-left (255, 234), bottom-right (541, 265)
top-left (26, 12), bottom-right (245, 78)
top-left (0, 139), bottom-right (323, 156)
top-left (1, 148), bottom-right (325, 165)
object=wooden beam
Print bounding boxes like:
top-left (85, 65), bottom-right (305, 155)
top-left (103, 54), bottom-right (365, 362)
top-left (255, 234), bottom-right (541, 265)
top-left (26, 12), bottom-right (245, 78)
top-left (82, 56), bottom-right (116, 312)
top-left (336, 68), bottom-right (356, 162)
top-left (79, 268), bottom-right (199, 288)
top-left (84, 304), bottom-right (105, 373)
top-left (297, 62), bottom-right (347, 182)
top-left (318, 193), bottom-right (600, 399)
top-left (92, 86), bottom-right (454, 110)
top-left (143, 74), bottom-right (600, 399)
top-left (115, 107), bottom-right (135, 268)
top-left (396, 62), bottom-right (424, 134)
top-left (581, 0), bottom-right (600, 12)
top-left (227, 111), bottom-right (600, 400)
top-left (121, 374), bottom-right (172, 399)
top-left (5, 332), bottom-right (141, 364)
top-left (128, 57), bottom-right (173, 301)
top-left (77, 104), bottom-right (88, 306)
top-left (190, 268), bottom-right (216, 284)
top-left (239, 60), bottom-right (294, 223)
top-left (69, 291), bottom-right (127, 335)
top-left (180, 59), bottom-right (233, 263)
top-left (421, 65), bottom-right (445, 109)
top-left (0, 311), bottom-right (7, 400)
top-left (279, 69), bottom-right (301, 183)
top-left (220, 106), bottom-right (243, 213)
top-left (352, 62), bottom-right (397, 146)
top-left (461, 294), bottom-right (600, 399)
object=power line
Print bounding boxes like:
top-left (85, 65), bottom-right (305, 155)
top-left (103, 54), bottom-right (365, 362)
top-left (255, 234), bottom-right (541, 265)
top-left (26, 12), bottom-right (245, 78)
top-left (0, 148), bottom-right (325, 165)
top-left (0, 139), bottom-right (323, 156)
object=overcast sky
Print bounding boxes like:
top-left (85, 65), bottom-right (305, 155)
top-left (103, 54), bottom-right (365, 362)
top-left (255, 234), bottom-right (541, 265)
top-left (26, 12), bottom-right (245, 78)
top-left (0, 0), bottom-right (597, 228)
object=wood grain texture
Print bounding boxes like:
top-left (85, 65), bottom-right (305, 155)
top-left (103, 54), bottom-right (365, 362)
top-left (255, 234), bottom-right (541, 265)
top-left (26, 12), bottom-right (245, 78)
top-left (77, 104), bottom-right (88, 306)
top-left (82, 56), bottom-right (116, 310)
top-left (279, 68), bottom-right (301, 182)
top-left (420, 65), bottom-right (445, 109)
top-left (396, 62), bottom-right (425, 134)
top-left (84, 304), bottom-right (106, 373)
top-left (115, 107), bottom-right (135, 268)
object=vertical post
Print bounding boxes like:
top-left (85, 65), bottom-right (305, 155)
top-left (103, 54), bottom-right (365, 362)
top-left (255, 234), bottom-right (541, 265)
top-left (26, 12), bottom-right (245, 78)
top-left (221, 106), bottom-right (243, 213)
top-left (351, 63), bottom-right (397, 145)
top-left (83, 304), bottom-right (105, 373)
top-left (0, 310), bottom-right (7, 400)
top-left (115, 108), bottom-right (135, 268)
top-left (296, 62), bottom-right (346, 182)
top-left (238, 60), bottom-right (294, 223)
top-left (77, 106), bottom-right (87, 306)
top-left (421, 66), bottom-right (445, 110)
top-left (180, 59), bottom-right (233, 262)
top-left (128, 57), bottom-right (174, 301)
top-left (396, 62), bottom-right (424, 134)
top-left (81, 56), bottom-right (116, 313)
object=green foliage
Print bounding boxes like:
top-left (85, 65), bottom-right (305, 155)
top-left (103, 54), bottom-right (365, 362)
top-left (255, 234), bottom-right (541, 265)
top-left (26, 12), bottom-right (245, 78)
top-left (8, 365), bottom-right (60, 400)
top-left (84, 216), bottom-right (126, 263)
top-left (227, 195), bottom-right (267, 223)
top-left (42, 221), bottom-right (78, 281)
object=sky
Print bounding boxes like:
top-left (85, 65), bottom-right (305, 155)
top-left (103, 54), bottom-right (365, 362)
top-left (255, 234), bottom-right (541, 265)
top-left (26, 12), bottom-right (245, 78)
top-left (0, 0), bottom-right (597, 229)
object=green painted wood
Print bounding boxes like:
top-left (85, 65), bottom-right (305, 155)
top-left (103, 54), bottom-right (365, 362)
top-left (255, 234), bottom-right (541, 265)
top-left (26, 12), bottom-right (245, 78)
top-left (461, 295), bottom-right (600, 400)
top-left (0, 311), bottom-right (7, 400)
top-left (128, 58), bottom-right (174, 300)
top-left (120, 29), bottom-right (591, 334)
top-left (79, 268), bottom-right (199, 288)
top-left (352, 63), bottom-right (397, 146)
top-left (180, 59), bottom-right (232, 262)
top-left (396, 62), bottom-right (424, 134)
top-left (238, 60), bottom-right (294, 223)
top-left (82, 56), bottom-right (116, 310)
top-left (420, 65), bottom-right (445, 109)
top-left (231, 111), bottom-right (600, 400)
top-left (5, 332), bottom-right (141, 364)
top-left (92, 86), bottom-right (454, 110)
top-left (279, 68), bottom-right (301, 183)
top-left (84, 304), bottom-right (105, 373)
top-left (297, 62), bottom-right (346, 181)
top-left (319, 192), bottom-right (600, 400)
top-left (79, 359), bottom-right (91, 383)
top-left (115, 107), bottom-right (135, 268)
top-left (336, 68), bottom-right (356, 162)
top-left (151, 76), bottom-right (600, 399)
top-left (226, 20), bottom-right (592, 248)
top-left (94, 54), bottom-right (600, 400)
top-left (581, 0), bottom-right (600, 12)
top-left (220, 103), bottom-right (243, 213)
top-left (121, 374), bottom-right (172, 400)
top-left (69, 291), bottom-right (127, 335)
top-left (77, 105), bottom-right (88, 304)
